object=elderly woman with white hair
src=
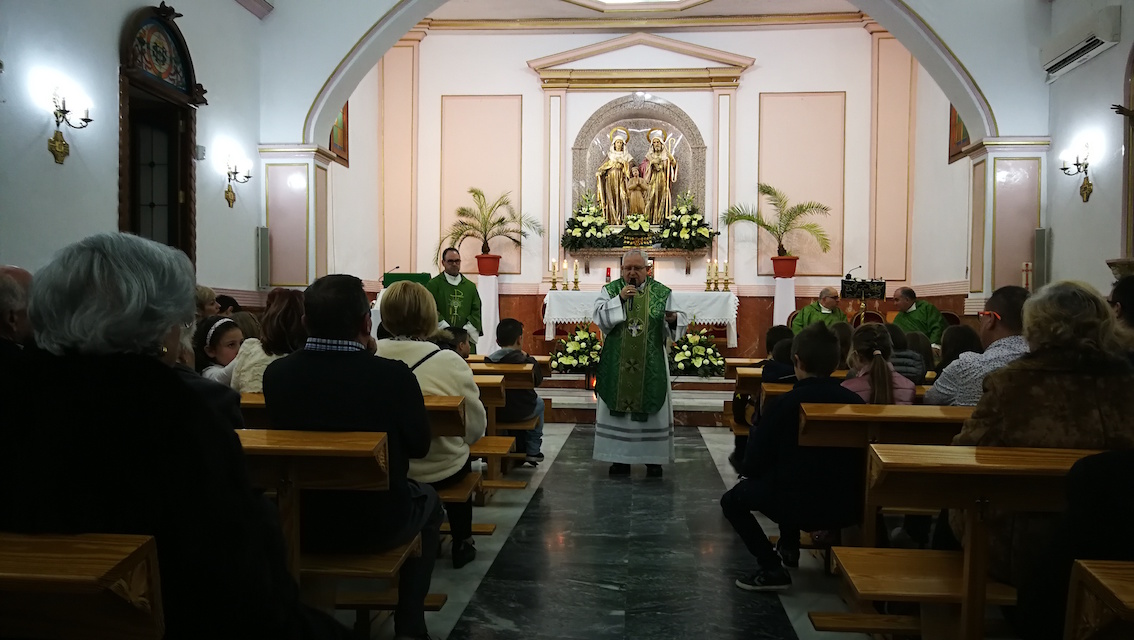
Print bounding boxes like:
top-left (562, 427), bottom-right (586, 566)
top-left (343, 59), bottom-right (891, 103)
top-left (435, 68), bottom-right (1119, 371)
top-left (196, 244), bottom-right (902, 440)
top-left (947, 281), bottom-right (1134, 591)
top-left (0, 233), bottom-right (348, 639)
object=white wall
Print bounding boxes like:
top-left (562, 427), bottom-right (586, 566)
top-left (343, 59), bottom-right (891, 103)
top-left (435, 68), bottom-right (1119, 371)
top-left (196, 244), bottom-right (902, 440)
top-left (911, 64), bottom-right (971, 286)
top-left (1047, 0), bottom-right (1132, 291)
top-left (328, 65), bottom-right (382, 282)
top-left (0, 0), bottom-right (262, 289)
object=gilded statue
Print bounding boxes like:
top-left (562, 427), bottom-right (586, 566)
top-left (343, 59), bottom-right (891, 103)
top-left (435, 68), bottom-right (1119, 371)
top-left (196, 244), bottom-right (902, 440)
top-left (626, 165), bottom-right (647, 216)
top-left (595, 127), bottom-right (634, 224)
top-left (643, 129), bottom-right (678, 225)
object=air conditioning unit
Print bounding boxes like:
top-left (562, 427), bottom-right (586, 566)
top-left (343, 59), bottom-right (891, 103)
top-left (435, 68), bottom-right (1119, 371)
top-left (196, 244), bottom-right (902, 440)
top-left (1042, 5), bottom-right (1121, 83)
top-left (256, 226), bottom-right (271, 290)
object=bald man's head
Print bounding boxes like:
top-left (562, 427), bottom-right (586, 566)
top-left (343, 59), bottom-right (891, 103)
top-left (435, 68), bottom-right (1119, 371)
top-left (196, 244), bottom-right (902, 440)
top-left (818, 287), bottom-right (840, 310)
top-left (0, 265), bottom-right (33, 345)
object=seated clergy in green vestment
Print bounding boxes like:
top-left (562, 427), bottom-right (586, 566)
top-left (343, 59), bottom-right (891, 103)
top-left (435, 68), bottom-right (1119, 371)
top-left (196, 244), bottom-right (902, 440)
top-left (891, 286), bottom-right (948, 345)
top-left (592, 249), bottom-right (686, 478)
top-left (790, 287), bottom-right (848, 334)
top-left (426, 248), bottom-right (483, 350)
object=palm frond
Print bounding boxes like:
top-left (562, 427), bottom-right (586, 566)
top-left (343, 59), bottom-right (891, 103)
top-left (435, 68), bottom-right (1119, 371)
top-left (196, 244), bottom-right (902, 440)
top-left (440, 188), bottom-right (545, 258)
top-left (757, 183), bottom-right (790, 218)
top-left (792, 222), bottom-right (832, 252)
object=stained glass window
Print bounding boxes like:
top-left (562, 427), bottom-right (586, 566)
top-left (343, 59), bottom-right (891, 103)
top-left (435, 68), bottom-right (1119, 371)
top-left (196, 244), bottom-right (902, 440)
top-left (131, 19), bottom-right (188, 93)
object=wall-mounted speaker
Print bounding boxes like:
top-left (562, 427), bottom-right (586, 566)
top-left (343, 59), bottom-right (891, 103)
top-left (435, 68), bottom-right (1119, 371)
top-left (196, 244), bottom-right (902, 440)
top-left (256, 226), bottom-right (270, 290)
top-left (1034, 227), bottom-right (1051, 290)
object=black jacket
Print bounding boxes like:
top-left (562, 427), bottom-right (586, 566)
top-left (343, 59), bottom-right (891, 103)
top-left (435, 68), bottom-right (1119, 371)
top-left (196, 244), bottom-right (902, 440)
top-left (486, 347), bottom-right (544, 422)
top-left (0, 350), bottom-right (346, 639)
top-left (175, 362), bottom-right (244, 430)
top-left (262, 348), bottom-right (431, 552)
top-left (743, 376), bottom-right (865, 529)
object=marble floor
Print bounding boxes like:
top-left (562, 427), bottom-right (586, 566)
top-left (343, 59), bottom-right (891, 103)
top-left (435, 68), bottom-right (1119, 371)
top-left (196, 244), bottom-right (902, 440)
top-left (361, 423), bottom-right (863, 640)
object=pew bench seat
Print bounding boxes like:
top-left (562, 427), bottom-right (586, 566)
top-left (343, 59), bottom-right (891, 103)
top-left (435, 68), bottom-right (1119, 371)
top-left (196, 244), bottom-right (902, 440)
top-left (335, 590), bottom-right (448, 637)
top-left (441, 523), bottom-right (497, 536)
top-left (301, 534), bottom-right (421, 581)
top-left (435, 472), bottom-right (481, 504)
top-left (470, 436), bottom-right (517, 459)
top-left (808, 612), bottom-right (920, 635)
top-left (496, 398), bottom-right (552, 432)
top-left (831, 547), bottom-right (1016, 605)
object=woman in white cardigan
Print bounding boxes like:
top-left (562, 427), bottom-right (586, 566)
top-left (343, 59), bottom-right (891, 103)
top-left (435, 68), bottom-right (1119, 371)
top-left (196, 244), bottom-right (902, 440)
top-left (231, 288), bottom-right (306, 394)
top-left (375, 280), bottom-right (487, 569)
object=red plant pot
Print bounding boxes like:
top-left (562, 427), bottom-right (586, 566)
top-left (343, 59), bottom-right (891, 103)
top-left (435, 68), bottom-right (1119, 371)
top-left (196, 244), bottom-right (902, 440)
top-left (770, 255), bottom-right (799, 279)
top-left (475, 253), bottom-right (502, 276)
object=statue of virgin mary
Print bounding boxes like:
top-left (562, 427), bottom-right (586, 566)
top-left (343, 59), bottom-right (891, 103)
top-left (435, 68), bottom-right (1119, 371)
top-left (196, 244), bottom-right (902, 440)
top-left (595, 127), bottom-right (634, 225)
top-left (643, 128), bottom-right (678, 225)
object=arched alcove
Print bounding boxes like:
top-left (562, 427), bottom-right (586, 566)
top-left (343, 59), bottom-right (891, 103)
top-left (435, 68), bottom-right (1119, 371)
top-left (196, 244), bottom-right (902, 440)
top-left (570, 94), bottom-right (707, 215)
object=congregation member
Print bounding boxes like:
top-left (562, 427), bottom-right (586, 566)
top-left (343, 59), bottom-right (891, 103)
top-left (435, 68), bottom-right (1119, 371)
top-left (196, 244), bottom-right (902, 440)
top-left (891, 287), bottom-right (948, 344)
top-left (883, 323), bottom-right (927, 383)
top-left (167, 319), bottom-right (244, 431)
top-left (231, 310), bottom-right (261, 341)
top-left (232, 288), bottom-right (306, 394)
top-left (216, 294), bottom-right (241, 316)
top-left (905, 331), bottom-right (935, 380)
top-left (193, 315), bottom-right (244, 385)
top-left (935, 324), bottom-right (982, 375)
top-left (436, 326), bottom-right (471, 359)
top-left (1111, 275), bottom-right (1134, 327)
top-left (830, 321), bottom-right (853, 370)
top-left (427, 248), bottom-right (483, 351)
top-left (487, 318), bottom-right (546, 465)
top-left (196, 284), bottom-right (220, 320)
top-left (948, 280), bottom-right (1134, 589)
top-left (924, 286), bottom-right (1029, 406)
top-left (0, 233), bottom-right (347, 639)
top-left (728, 325), bottom-right (794, 474)
top-left (263, 274), bottom-right (441, 640)
top-left (0, 265), bottom-right (33, 361)
top-left (790, 287), bottom-right (847, 333)
top-left (592, 249), bottom-right (685, 477)
top-left (720, 324), bottom-right (865, 591)
top-left (375, 280), bottom-right (487, 569)
top-left (842, 324), bottom-right (916, 404)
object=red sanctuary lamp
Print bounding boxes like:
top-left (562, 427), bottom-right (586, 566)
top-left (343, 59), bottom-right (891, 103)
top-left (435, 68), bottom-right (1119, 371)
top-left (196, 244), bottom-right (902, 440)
top-left (606, 267), bottom-right (611, 283)
top-left (585, 369), bottom-right (598, 391)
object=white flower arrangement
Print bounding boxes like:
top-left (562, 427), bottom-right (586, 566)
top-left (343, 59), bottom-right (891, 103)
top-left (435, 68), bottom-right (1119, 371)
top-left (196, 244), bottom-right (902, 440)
top-left (562, 191), bottom-right (616, 250)
top-left (624, 214), bottom-right (650, 233)
top-left (550, 324), bottom-right (603, 373)
top-left (658, 191), bottom-right (717, 251)
top-left (669, 326), bottom-right (725, 378)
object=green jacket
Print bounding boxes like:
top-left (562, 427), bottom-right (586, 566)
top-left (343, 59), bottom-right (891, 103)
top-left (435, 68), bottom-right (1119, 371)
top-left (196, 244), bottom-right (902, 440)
top-left (425, 273), bottom-right (482, 335)
top-left (791, 301), bottom-right (848, 334)
top-left (892, 301), bottom-right (948, 344)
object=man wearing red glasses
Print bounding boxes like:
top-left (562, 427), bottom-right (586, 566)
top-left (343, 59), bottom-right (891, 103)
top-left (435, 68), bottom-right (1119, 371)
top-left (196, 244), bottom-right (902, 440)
top-left (925, 286), bottom-right (1030, 406)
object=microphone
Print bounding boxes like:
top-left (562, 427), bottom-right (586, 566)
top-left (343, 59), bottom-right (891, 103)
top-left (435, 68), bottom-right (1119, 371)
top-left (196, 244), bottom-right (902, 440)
top-left (845, 265), bottom-right (862, 280)
top-left (390, 265), bottom-right (401, 272)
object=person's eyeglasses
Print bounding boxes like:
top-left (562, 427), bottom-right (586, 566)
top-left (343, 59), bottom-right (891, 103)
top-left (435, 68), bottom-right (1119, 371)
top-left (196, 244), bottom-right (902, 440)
top-left (824, 295), bottom-right (840, 301)
top-left (977, 310), bottom-right (1001, 321)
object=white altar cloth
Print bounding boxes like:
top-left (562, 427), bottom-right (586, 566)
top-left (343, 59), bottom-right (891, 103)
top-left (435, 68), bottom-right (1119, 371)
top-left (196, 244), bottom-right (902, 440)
top-left (543, 289), bottom-right (740, 347)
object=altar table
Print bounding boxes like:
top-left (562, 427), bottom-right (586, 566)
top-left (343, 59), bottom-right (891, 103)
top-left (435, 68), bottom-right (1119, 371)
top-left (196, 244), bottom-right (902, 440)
top-left (543, 289), bottom-right (740, 347)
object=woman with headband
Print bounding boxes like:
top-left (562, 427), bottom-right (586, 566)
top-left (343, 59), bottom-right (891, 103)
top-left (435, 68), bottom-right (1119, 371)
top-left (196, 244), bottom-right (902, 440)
top-left (194, 314), bottom-right (244, 385)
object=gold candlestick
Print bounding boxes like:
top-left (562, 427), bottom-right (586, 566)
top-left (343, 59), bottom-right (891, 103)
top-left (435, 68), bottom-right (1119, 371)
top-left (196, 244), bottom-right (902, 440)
top-left (572, 259), bottom-right (580, 291)
top-left (722, 261), bottom-right (731, 292)
top-left (705, 258), bottom-right (713, 292)
top-left (712, 260), bottom-right (720, 292)
top-left (550, 263), bottom-right (559, 291)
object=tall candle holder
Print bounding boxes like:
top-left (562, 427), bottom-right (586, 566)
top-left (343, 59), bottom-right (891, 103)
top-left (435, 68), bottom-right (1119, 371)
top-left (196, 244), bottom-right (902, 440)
top-left (712, 260), bottom-right (721, 292)
top-left (549, 263), bottom-right (559, 291)
top-left (722, 261), bottom-right (732, 292)
top-left (705, 259), bottom-right (713, 292)
top-left (572, 260), bottom-right (580, 291)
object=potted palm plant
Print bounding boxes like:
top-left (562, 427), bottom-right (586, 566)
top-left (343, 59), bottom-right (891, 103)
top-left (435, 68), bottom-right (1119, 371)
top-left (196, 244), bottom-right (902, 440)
top-left (437, 188), bottom-right (544, 276)
top-left (721, 183), bottom-right (831, 278)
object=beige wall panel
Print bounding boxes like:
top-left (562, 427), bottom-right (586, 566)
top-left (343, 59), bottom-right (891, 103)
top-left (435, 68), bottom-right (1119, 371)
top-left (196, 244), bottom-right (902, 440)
top-left (315, 165), bottom-right (328, 278)
top-left (758, 92), bottom-right (845, 276)
top-left (872, 37), bottom-right (914, 281)
top-left (440, 95), bottom-right (524, 275)
top-left (382, 46), bottom-right (417, 275)
top-left (265, 164), bottom-right (309, 287)
top-left (993, 157), bottom-right (1041, 290)
top-left (970, 160), bottom-right (986, 292)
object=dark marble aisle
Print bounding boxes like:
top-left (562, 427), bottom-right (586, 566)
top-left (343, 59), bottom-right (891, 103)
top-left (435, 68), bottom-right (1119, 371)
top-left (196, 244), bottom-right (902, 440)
top-left (447, 425), bottom-right (798, 640)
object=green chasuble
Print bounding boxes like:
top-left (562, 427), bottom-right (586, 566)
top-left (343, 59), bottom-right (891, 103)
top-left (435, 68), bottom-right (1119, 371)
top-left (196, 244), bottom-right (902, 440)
top-left (790, 301), bottom-right (847, 334)
top-left (892, 301), bottom-right (948, 344)
top-left (595, 278), bottom-right (672, 422)
top-left (425, 274), bottom-right (483, 336)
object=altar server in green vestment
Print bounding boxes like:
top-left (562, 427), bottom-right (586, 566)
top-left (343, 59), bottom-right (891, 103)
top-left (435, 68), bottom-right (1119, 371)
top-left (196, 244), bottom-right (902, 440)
top-left (790, 287), bottom-right (847, 334)
top-left (891, 287), bottom-right (948, 345)
top-left (426, 248), bottom-right (483, 349)
top-left (592, 249), bottom-right (686, 478)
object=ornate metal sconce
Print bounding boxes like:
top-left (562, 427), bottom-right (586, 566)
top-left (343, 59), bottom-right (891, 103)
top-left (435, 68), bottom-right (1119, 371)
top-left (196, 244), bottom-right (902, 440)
top-left (224, 163), bottom-right (252, 208)
top-left (48, 93), bottom-right (92, 164)
top-left (1060, 146), bottom-right (1092, 203)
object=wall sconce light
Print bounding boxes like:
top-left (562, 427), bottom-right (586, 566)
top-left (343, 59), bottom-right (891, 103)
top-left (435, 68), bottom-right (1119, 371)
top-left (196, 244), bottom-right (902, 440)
top-left (224, 163), bottom-right (252, 208)
top-left (48, 93), bottom-right (92, 164)
top-left (1060, 145), bottom-right (1092, 203)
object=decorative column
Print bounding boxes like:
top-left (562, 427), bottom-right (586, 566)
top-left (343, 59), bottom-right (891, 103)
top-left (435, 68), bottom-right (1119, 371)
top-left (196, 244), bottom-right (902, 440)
top-left (379, 28), bottom-right (425, 274)
top-left (713, 87), bottom-right (736, 268)
top-left (545, 88), bottom-right (566, 281)
top-left (259, 145), bottom-right (336, 286)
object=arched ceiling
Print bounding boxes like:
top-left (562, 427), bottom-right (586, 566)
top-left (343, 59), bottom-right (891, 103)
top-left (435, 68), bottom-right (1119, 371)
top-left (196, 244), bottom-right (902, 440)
top-left (428, 0), bottom-right (859, 20)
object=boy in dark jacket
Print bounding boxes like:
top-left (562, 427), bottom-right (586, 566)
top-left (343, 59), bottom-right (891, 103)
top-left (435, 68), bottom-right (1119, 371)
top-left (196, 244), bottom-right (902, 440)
top-left (720, 323), bottom-right (865, 591)
top-left (487, 319), bottom-right (545, 464)
top-left (728, 325), bottom-right (796, 473)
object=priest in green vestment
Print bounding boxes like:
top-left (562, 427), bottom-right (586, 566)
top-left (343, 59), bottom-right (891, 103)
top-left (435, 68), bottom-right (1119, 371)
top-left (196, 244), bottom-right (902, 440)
top-left (592, 249), bottom-right (686, 477)
top-left (426, 248), bottom-right (483, 350)
top-left (891, 286), bottom-right (948, 344)
top-left (790, 287), bottom-right (847, 334)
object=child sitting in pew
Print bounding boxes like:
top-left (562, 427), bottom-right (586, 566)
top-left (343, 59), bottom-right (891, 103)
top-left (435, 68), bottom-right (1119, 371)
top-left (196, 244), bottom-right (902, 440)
top-left (720, 323), bottom-right (865, 591)
top-left (487, 319), bottom-right (545, 465)
top-left (435, 327), bottom-right (471, 359)
top-left (841, 323), bottom-right (915, 404)
top-left (728, 326), bottom-right (794, 474)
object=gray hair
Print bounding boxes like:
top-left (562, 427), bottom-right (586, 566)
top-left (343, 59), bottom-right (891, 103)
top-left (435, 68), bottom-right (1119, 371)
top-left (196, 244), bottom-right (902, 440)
top-left (0, 273), bottom-right (27, 316)
top-left (622, 249), bottom-right (649, 264)
top-left (30, 233), bottom-right (196, 356)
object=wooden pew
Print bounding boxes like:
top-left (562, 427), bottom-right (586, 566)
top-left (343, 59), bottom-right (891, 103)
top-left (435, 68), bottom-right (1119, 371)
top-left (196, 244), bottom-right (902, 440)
top-left (470, 374), bottom-right (524, 497)
top-left (240, 392), bottom-right (270, 429)
top-left (0, 532), bottom-right (163, 640)
top-left (798, 403), bottom-right (972, 450)
top-left (816, 444), bottom-right (1098, 639)
top-left (1064, 560), bottom-right (1134, 640)
top-left (734, 367), bottom-right (764, 397)
top-left (468, 362), bottom-right (536, 390)
top-left (468, 355), bottom-right (551, 378)
top-left (424, 395), bottom-right (466, 438)
top-left (725, 358), bottom-right (762, 380)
